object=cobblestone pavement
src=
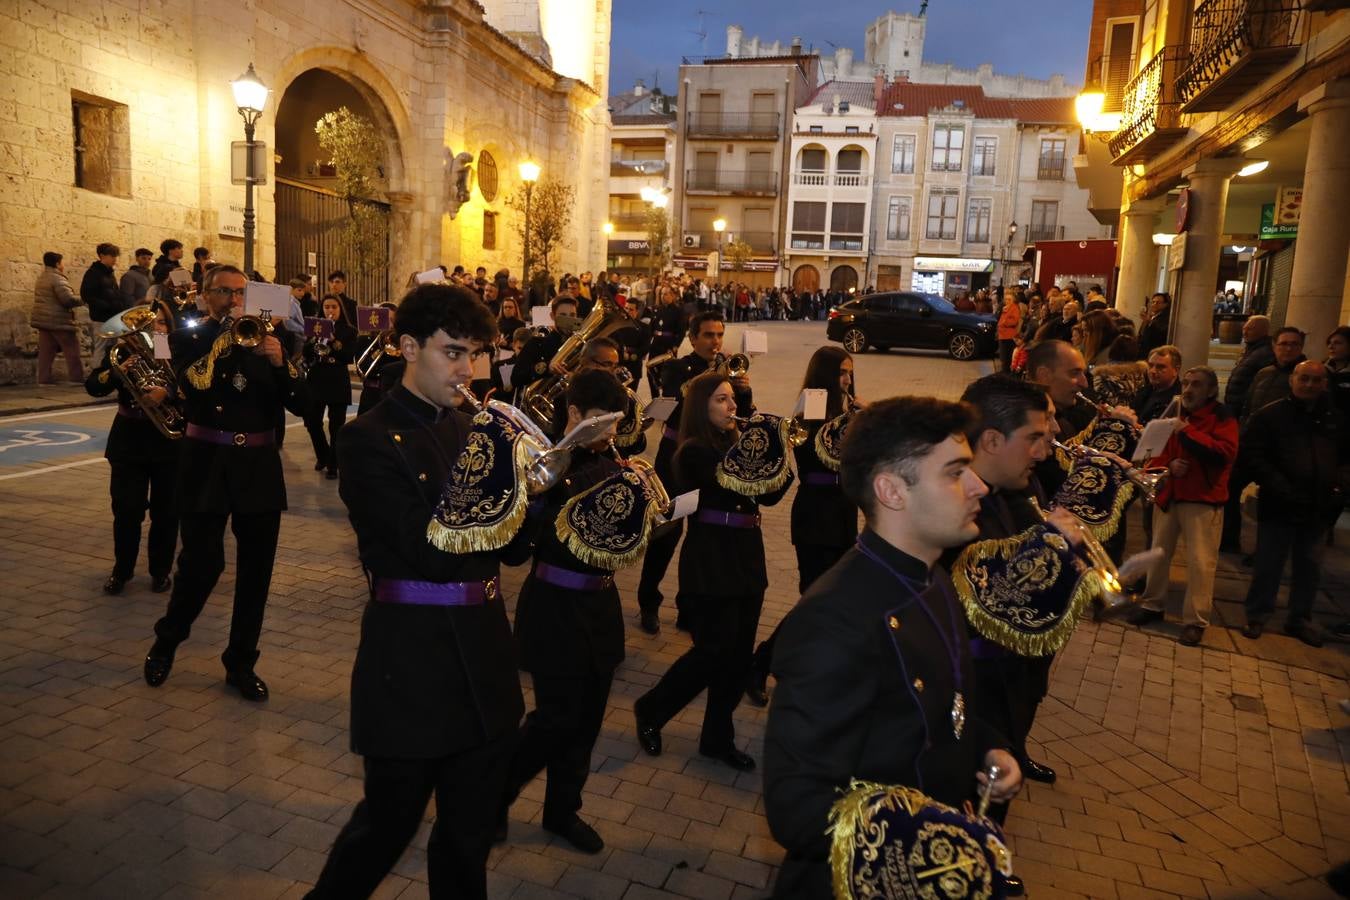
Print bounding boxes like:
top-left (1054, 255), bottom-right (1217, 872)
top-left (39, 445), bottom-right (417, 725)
top-left (1, 322), bottom-right (1347, 899)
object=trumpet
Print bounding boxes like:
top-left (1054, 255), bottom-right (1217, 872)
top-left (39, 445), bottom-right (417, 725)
top-left (1076, 391), bottom-right (1143, 436)
top-left (1052, 439), bottom-right (1169, 505)
top-left (229, 309), bottom-right (275, 348)
top-left (715, 352), bottom-right (751, 378)
top-left (357, 329), bottom-right (401, 380)
top-left (1034, 499), bottom-right (1139, 618)
top-left (454, 384), bottom-right (570, 494)
top-left (645, 350), bottom-right (676, 372)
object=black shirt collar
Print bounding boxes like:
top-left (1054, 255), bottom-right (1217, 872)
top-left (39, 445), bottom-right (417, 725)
top-left (857, 527), bottom-right (931, 583)
top-left (388, 384), bottom-right (448, 424)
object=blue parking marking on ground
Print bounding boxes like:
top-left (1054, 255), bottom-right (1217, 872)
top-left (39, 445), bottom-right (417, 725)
top-left (0, 423), bottom-right (109, 465)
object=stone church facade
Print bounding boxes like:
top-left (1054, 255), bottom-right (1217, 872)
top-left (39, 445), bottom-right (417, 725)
top-left (0, 0), bottom-right (611, 378)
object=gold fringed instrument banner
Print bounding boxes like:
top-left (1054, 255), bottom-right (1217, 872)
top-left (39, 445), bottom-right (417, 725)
top-left (952, 525), bottom-right (1102, 657)
top-left (1052, 451), bottom-right (1134, 542)
top-left (814, 410), bottom-right (850, 473)
top-left (555, 468), bottom-right (660, 570)
top-left (717, 414), bottom-right (795, 496)
top-left (427, 407), bottom-right (539, 553)
top-left (829, 780), bottom-right (1016, 900)
top-left (612, 396), bottom-right (647, 450)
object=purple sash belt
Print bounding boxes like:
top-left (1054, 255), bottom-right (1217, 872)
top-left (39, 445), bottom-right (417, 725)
top-left (374, 577), bottom-right (499, 607)
top-left (532, 562), bottom-right (613, 591)
top-left (696, 509), bottom-right (761, 529)
top-left (185, 423), bottom-right (275, 447)
top-left (803, 472), bottom-right (839, 486)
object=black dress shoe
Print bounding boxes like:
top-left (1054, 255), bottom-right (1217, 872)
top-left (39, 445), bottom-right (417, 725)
top-left (325, 467), bottom-right (338, 481)
top-left (103, 573), bottom-right (128, 595)
top-left (493, 807), bottom-right (509, 845)
top-left (151, 574), bottom-right (172, 593)
top-left (635, 705), bottom-right (662, 756)
top-left (143, 651), bottom-right (174, 687)
top-left (1125, 606), bottom-right (1164, 627)
top-left (226, 670), bottom-right (269, 702)
top-left (1004, 874), bottom-right (1026, 896)
top-left (1022, 759), bottom-right (1056, 784)
top-left (1242, 621), bottom-right (1264, 640)
top-left (700, 746), bottom-right (755, 772)
top-left (314, 460), bottom-right (326, 471)
top-left (744, 673), bottom-right (769, 708)
top-left (543, 816), bottom-right (604, 854)
top-left (638, 610), bottom-right (660, 635)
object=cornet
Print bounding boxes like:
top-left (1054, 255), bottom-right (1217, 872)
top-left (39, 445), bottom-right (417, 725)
top-left (1052, 439), bottom-right (1169, 505)
top-left (715, 352), bottom-right (751, 378)
top-left (229, 309), bottom-right (275, 348)
top-left (1034, 500), bottom-right (1139, 618)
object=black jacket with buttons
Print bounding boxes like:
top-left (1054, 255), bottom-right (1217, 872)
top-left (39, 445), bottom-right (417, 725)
top-left (335, 385), bottom-right (528, 759)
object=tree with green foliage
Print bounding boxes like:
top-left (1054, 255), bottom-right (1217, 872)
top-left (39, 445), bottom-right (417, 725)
top-left (644, 205), bottom-right (671, 274)
top-left (505, 177), bottom-right (574, 277)
top-left (315, 107), bottom-right (387, 286)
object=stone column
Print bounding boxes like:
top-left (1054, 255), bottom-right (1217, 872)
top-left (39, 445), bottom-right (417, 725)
top-left (1174, 158), bottom-right (1244, 369)
top-left (1285, 79), bottom-right (1350, 352)
top-left (1116, 196), bottom-right (1165, 317)
top-left (386, 191), bottom-right (417, 297)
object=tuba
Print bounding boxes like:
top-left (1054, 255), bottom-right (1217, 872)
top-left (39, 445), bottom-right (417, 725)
top-left (98, 306), bottom-right (184, 440)
top-left (521, 295), bottom-right (634, 430)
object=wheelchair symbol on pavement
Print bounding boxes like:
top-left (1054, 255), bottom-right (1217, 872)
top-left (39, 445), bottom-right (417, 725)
top-left (0, 429), bottom-right (94, 453)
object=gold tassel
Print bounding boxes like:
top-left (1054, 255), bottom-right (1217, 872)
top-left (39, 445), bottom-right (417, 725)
top-left (425, 438), bottom-right (531, 554)
top-left (553, 505), bottom-right (656, 571)
top-left (185, 329), bottom-right (234, 391)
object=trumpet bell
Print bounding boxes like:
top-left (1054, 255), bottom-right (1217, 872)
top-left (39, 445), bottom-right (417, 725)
top-left (724, 353), bottom-right (750, 378)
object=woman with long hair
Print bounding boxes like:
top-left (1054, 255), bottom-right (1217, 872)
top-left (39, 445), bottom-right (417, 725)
top-left (1077, 309), bottom-right (1120, 367)
top-left (634, 371), bottom-right (791, 772)
top-left (303, 295), bottom-right (358, 479)
top-left (497, 296), bottom-right (526, 348)
top-left (745, 346), bottom-right (861, 706)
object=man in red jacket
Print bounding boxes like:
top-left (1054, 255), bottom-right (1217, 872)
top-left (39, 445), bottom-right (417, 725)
top-left (1127, 366), bottom-right (1239, 646)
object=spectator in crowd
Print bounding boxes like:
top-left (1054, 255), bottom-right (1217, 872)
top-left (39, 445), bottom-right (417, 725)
top-left (191, 246), bottom-right (213, 285)
top-left (1240, 361), bottom-right (1348, 647)
top-left (1085, 284), bottom-right (1108, 309)
top-left (120, 248), bottom-right (154, 306)
top-left (1138, 292), bottom-right (1171, 358)
top-left (327, 270), bottom-right (358, 328)
top-left (1222, 315), bottom-right (1274, 417)
top-left (1245, 327), bottom-right (1307, 419)
top-left (1124, 345), bottom-right (1183, 547)
top-left (1037, 297), bottom-right (1080, 344)
top-left (152, 239), bottom-right (184, 284)
top-left (953, 292), bottom-right (975, 313)
top-left (1127, 367), bottom-right (1239, 646)
top-left (31, 251), bottom-right (87, 384)
top-left (1076, 309), bottom-right (1119, 367)
top-left (1326, 325), bottom-right (1350, 420)
top-left (290, 278), bottom-right (318, 318)
top-left (996, 288), bottom-right (1024, 372)
top-left (81, 242), bottom-right (124, 358)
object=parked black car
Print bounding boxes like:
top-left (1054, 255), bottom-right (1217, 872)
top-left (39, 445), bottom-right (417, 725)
top-left (825, 291), bottom-right (997, 360)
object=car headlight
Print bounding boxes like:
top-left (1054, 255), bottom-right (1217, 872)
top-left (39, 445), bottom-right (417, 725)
top-left (977, 321), bottom-right (993, 331)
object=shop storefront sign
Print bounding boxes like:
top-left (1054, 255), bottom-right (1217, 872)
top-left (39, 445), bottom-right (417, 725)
top-left (608, 238), bottom-right (651, 254)
top-left (1259, 203), bottom-right (1298, 240)
top-left (912, 256), bottom-right (993, 273)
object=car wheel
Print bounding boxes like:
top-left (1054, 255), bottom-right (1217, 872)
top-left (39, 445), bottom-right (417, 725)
top-left (842, 327), bottom-right (868, 354)
top-left (948, 331), bottom-right (977, 360)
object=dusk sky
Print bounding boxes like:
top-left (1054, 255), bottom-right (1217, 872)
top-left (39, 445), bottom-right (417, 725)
top-left (609, 1), bottom-right (1093, 99)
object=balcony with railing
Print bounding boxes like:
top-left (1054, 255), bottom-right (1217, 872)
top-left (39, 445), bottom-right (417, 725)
top-left (683, 231), bottom-right (778, 252)
top-left (609, 159), bottom-right (668, 178)
top-left (607, 213), bottom-right (651, 231)
top-left (1108, 46), bottom-right (1189, 164)
top-left (685, 169), bottom-right (779, 195)
top-left (790, 170), bottom-right (871, 187)
top-left (686, 111), bottom-right (781, 139)
top-left (1037, 155), bottom-right (1067, 180)
top-left (1026, 223), bottom-right (1066, 243)
top-left (1177, 0), bottom-right (1305, 113)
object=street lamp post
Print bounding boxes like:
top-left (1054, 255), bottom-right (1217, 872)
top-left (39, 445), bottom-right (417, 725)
top-left (518, 160), bottom-right (541, 280)
top-left (230, 64), bottom-right (269, 277)
top-left (999, 220), bottom-right (1019, 297)
top-left (712, 217), bottom-right (726, 281)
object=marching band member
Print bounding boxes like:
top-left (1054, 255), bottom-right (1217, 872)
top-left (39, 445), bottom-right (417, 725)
top-left (85, 299), bottom-right (180, 596)
top-left (355, 302), bottom-right (401, 416)
top-left (308, 283), bottom-right (529, 899)
top-left (635, 371), bottom-right (788, 772)
top-left (302, 296), bottom-right (358, 479)
top-left (764, 397), bottom-right (1022, 899)
top-left (499, 368), bottom-right (653, 855)
top-left (636, 312), bottom-right (753, 634)
top-left (511, 294), bottom-right (577, 393)
top-left (746, 346), bottom-right (859, 706)
top-left (142, 265), bottom-right (309, 701)
top-left (643, 284), bottom-right (686, 396)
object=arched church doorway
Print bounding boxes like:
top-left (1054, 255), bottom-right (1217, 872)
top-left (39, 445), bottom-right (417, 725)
top-left (274, 68), bottom-right (401, 303)
top-left (829, 265), bottom-right (858, 294)
top-left (792, 264), bottom-right (820, 294)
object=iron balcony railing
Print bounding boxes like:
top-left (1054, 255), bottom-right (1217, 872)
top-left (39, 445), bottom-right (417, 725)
top-left (1027, 224), bottom-right (1065, 242)
top-left (1086, 52), bottom-right (1139, 113)
top-left (1177, 0), bottom-right (1305, 111)
top-left (1108, 46), bottom-right (1188, 161)
top-left (609, 159), bottom-right (668, 178)
top-left (790, 170), bottom-right (870, 186)
top-left (1037, 155), bottom-right (1067, 180)
top-left (683, 230), bottom-right (778, 252)
top-left (686, 111), bottom-right (781, 137)
top-left (685, 169), bottom-right (779, 193)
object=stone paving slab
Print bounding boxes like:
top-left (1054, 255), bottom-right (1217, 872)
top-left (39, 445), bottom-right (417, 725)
top-left (1, 323), bottom-right (1348, 898)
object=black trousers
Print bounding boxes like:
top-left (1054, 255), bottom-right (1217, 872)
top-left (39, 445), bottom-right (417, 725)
top-left (154, 510), bottom-right (280, 672)
top-left (1220, 468), bottom-right (1251, 550)
top-left (998, 339), bottom-right (1016, 373)
top-left (637, 519), bottom-right (682, 614)
top-left (1244, 519), bottom-right (1327, 628)
top-left (637, 591), bottom-right (763, 752)
top-left (751, 544), bottom-right (849, 680)
top-left (974, 653), bottom-right (1053, 825)
top-left (304, 400), bottom-right (347, 469)
top-left (307, 735), bottom-right (513, 900)
top-left (504, 669), bottom-right (613, 824)
top-left (109, 458), bottom-right (178, 579)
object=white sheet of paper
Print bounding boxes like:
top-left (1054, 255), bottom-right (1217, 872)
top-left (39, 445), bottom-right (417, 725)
top-left (530, 306), bottom-right (552, 328)
top-left (665, 489), bottom-right (700, 522)
top-left (795, 388), bottom-right (828, 420)
top-left (645, 397), bottom-right (678, 423)
top-left (168, 268), bottom-right (191, 288)
top-left (1133, 417), bottom-right (1179, 463)
top-left (470, 351), bottom-right (490, 380)
top-left (415, 267), bottom-right (444, 284)
top-left (497, 363), bottom-right (514, 386)
top-left (495, 348), bottom-right (515, 362)
top-left (244, 282), bottom-right (292, 318)
top-left (742, 329), bottom-right (768, 355)
top-left (152, 333), bottom-right (171, 360)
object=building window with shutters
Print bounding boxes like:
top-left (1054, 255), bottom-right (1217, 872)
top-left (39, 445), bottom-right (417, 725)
top-left (829, 202), bottom-right (866, 250)
top-left (1038, 138), bottom-right (1066, 180)
top-left (971, 137), bottom-right (997, 176)
top-left (891, 134), bottom-right (915, 174)
top-left (791, 201), bottom-right (826, 250)
top-left (482, 211), bottom-right (497, 250)
top-left (965, 198), bottom-right (991, 243)
top-left (1030, 200), bottom-right (1059, 241)
top-left (926, 188), bottom-right (959, 239)
top-left (886, 196), bottom-right (911, 241)
top-left (930, 125), bottom-right (964, 172)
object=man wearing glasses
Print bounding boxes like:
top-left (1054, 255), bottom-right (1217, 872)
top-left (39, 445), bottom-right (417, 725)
top-left (142, 265), bottom-right (310, 701)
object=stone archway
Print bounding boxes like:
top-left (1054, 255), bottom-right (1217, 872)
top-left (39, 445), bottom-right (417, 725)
top-left (793, 264), bottom-right (820, 293)
top-left (830, 265), bottom-right (858, 293)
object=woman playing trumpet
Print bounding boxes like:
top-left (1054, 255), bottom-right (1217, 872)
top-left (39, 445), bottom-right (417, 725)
top-left (635, 371), bottom-right (791, 772)
top-left (302, 295), bottom-right (358, 479)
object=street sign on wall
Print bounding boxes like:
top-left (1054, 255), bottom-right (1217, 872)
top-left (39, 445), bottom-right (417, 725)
top-left (1259, 203), bottom-right (1298, 240)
